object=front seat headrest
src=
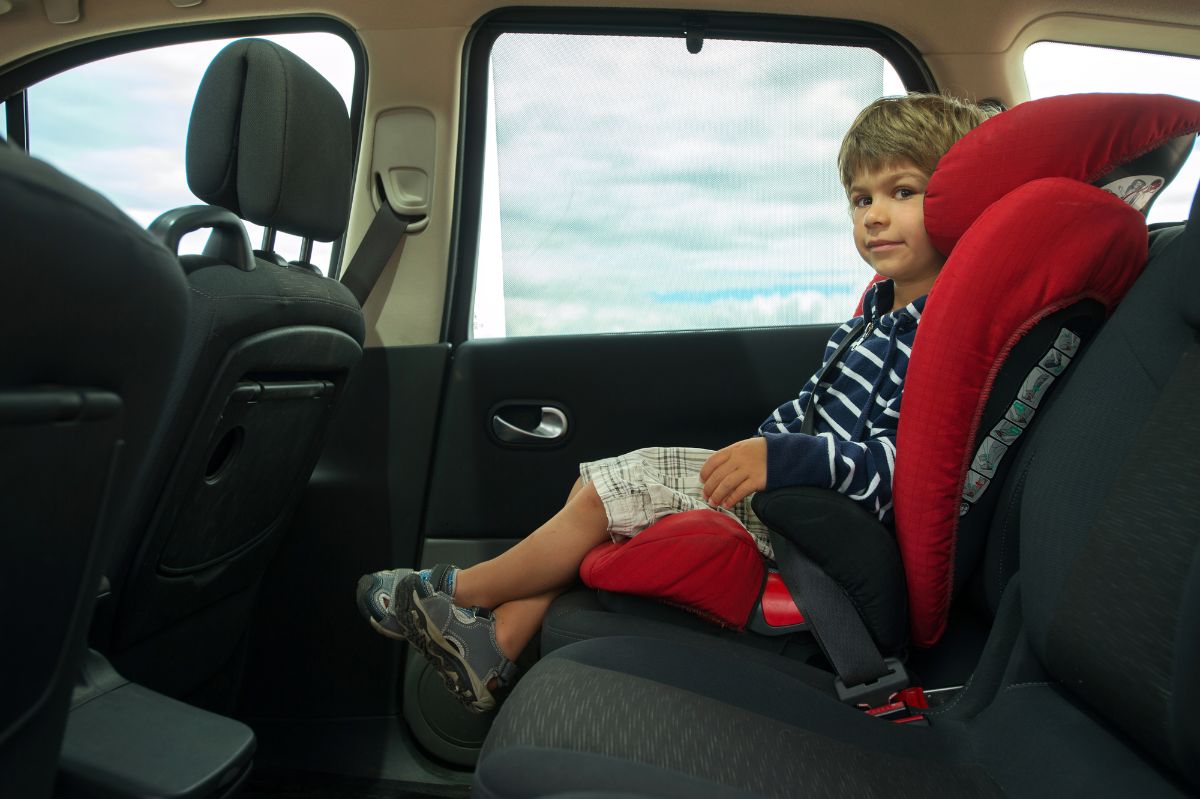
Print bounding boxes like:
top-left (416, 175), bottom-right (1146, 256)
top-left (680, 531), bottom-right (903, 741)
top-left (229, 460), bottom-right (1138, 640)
top-left (185, 38), bottom-right (352, 242)
top-left (926, 93), bottom-right (1200, 255)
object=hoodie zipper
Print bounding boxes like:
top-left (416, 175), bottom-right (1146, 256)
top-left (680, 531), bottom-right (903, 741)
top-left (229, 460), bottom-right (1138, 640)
top-left (852, 321), bottom-right (875, 351)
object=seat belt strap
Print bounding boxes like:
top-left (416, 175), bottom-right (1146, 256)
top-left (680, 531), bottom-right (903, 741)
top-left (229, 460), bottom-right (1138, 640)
top-left (800, 319), bottom-right (868, 436)
top-left (340, 198), bottom-right (421, 307)
top-left (769, 530), bottom-right (907, 705)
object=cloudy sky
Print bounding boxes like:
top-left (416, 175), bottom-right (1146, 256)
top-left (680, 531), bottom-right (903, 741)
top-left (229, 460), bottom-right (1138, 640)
top-left (15, 33), bottom-right (1200, 339)
top-left (476, 34), bottom-right (900, 337)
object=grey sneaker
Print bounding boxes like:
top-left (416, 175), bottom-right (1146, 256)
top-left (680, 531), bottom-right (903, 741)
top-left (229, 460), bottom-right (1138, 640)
top-left (356, 564), bottom-right (455, 638)
top-left (356, 566), bottom-right (517, 713)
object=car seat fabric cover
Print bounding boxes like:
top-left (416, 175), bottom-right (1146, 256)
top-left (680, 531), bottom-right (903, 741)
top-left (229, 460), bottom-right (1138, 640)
top-left (581, 94), bottom-right (1189, 646)
top-left (104, 40), bottom-right (364, 700)
top-left (897, 180), bottom-right (1147, 646)
top-left (186, 38), bottom-right (352, 241)
top-left (924, 93), bottom-right (1200, 255)
top-left (0, 147), bottom-right (190, 798)
top-left (1017, 187), bottom-right (1200, 788)
top-left (899, 93), bottom-right (1200, 647)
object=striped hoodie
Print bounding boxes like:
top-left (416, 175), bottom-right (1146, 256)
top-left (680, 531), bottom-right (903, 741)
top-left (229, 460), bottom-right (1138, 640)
top-left (758, 279), bottom-right (925, 525)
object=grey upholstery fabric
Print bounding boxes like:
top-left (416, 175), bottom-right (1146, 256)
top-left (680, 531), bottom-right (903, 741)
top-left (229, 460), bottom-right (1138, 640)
top-left (542, 588), bottom-right (822, 663)
top-left (542, 637), bottom-right (843, 726)
top-left (484, 656), bottom-right (1000, 799)
top-left (1016, 187), bottom-right (1200, 788)
top-left (973, 662), bottom-right (1193, 797)
top-left (1044, 344), bottom-right (1200, 784)
top-left (980, 223), bottom-right (1183, 616)
top-left (476, 747), bottom-right (825, 799)
top-left (185, 254), bottom-right (364, 345)
top-left (485, 588), bottom-right (1193, 797)
top-left (1020, 228), bottom-right (1190, 645)
top-left (100, 39), bottom-right (364, 706)
top-left (186, 38), bottom-right (352, 240)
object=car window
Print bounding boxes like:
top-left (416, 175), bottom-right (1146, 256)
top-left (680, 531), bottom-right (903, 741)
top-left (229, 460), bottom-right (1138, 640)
top-left (472, 32), bottom-right (906, 339)
top-left (1024, 41), bottom-right (1200, 225)
top-left (25, 32), bottom-right (355, 273)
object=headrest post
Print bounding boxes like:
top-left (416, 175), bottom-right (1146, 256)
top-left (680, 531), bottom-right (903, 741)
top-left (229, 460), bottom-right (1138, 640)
top-left (260, 227), bottom-right (276, 253)
top-left (299, 238), bottom-right (314, 265)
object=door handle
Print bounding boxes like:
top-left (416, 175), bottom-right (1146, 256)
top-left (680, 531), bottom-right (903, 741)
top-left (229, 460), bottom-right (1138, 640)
top-left (492, 405), bottom-right (568, 443)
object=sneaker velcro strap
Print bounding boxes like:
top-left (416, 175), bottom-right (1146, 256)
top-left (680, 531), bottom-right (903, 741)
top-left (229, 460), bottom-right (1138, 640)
top-left (428, 563), bottom-right (457, 595)
top-left (494, 659), bottom-right (520, 689)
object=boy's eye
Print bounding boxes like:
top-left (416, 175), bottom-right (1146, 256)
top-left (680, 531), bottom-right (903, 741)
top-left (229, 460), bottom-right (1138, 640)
top-left (852, 195), bottom-right (871, 208)
top-left (895, 187), bottom-right (920, 200)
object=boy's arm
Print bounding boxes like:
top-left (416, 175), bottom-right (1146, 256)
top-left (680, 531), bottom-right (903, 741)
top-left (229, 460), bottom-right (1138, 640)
top-left (698, 324), bottom-right (857, 508)
top-left (762, 393), bottom-right (901, 523)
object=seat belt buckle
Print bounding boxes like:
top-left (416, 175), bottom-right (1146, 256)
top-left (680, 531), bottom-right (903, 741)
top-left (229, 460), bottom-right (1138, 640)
top-left (834, 656), bottom-right (910, 708)
top-left (863, 685), bottom-right (931, 725)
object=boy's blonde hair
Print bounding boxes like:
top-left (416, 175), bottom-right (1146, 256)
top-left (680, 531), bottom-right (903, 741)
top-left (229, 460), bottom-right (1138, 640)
top-left (838, 93), bottom-right (994, 191)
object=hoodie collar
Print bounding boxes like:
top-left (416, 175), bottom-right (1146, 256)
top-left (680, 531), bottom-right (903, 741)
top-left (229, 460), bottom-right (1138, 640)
top-left (862, 279), bottom-right (927, 333)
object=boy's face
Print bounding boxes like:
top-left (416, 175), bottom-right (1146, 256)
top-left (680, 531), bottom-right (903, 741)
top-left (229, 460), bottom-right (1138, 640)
top-left (848, 160), bottom-right (945, 298)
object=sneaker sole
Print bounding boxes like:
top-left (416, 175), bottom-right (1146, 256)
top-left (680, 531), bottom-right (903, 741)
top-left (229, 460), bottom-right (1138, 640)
top-left (391, 583), bottom-right (496, 714)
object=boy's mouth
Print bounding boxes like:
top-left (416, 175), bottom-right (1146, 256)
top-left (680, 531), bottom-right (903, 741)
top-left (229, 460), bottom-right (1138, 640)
top-left (867, 239), bottom-right (902, 252)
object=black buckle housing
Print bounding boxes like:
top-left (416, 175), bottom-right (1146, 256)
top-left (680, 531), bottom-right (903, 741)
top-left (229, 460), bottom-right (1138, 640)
top-left (834, 657), bottom-right (910, 707)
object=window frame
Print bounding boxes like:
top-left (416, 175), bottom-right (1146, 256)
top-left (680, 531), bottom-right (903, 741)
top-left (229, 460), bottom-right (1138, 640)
top-left (0, 16), bottom-right (366, 274)
top-left (443, 7), bottom-right (935, 345)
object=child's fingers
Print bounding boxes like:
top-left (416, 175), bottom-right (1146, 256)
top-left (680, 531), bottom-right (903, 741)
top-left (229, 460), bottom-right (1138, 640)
top-left (723, 479), bottom-right (755, 509)
top-left (717, 475), bottom-right (754, 509)
top-left (701, 464), bottom-right (723, 501)
top-left (699, 449), bottom-right (728, 482)
top-left (700, 454), bottom-right (732, 495)
top-left (709, 470), bottom-right (748, 508)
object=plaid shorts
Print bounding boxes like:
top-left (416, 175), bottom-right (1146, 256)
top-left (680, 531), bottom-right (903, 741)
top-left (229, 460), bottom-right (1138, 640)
top-left (579, 446), bottom-right (773, 559)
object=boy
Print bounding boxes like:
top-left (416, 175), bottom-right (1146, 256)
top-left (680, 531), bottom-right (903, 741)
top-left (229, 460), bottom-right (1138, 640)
top-left (357, 93), bottom-right (992, 712)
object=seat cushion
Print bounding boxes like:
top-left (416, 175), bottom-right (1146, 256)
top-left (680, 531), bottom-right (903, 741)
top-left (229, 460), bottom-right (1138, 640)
top-left (579, 510), bottom-right (766, 629)
top-left (481, 632), bottom-right (1188, 798)
top-left (483, 638), bottom-right (1001, 799)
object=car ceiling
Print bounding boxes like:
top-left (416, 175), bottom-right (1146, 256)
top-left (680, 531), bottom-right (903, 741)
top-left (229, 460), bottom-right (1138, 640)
top-left (1, 0), bottom-right (1199, 69)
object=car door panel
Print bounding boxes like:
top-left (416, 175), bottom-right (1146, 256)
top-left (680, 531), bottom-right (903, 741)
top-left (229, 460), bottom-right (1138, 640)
top-left (424, 325), bottom-right (835, 540)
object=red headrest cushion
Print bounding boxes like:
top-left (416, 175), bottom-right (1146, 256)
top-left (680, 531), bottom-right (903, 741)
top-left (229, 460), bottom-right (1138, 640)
top-left (925, 93), bottom-right (1200, 255)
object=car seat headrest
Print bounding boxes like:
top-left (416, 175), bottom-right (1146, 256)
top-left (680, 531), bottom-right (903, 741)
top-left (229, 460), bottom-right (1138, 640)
top-left (926, 93), bottom-right (1200, 255)
top-left (185, 38), bottom-right (352, 242)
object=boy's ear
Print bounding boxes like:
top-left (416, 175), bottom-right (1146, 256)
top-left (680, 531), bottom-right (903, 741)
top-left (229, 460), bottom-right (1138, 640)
top-left (924, 93), bottom-right (1200, 256)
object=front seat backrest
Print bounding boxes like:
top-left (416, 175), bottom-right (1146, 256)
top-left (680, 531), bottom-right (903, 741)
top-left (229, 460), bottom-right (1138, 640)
top-left (0, 145), bottom-right (190, 796)
top-left (99, 39), bottom-right (366, 707)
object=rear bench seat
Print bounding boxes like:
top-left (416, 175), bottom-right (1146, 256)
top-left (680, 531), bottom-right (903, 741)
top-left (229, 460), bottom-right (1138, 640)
top-left (471, 179), bottom-right (1200, 797)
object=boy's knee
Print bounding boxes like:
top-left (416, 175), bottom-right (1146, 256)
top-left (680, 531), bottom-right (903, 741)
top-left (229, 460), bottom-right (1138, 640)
top-left (566, 477), bottom-right (585, 503)
top-left (571, 480), bottom-right (602, 510)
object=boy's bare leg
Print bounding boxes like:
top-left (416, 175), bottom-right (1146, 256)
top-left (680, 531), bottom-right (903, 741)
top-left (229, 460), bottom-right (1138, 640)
top-left (453, 479), bottom-right (610, 610)
top-left (491, 588), bottom-right (563, 661)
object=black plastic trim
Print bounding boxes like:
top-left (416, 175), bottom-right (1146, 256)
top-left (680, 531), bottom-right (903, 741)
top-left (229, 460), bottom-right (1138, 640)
top-left (443, 6), bottom-right (936, 345)
top-left (4, 89), bottom-right (27, 150)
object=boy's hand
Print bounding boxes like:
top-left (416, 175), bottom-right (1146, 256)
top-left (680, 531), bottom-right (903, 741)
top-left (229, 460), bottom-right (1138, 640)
top-left (700, 437), bottom-right (768, 509)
